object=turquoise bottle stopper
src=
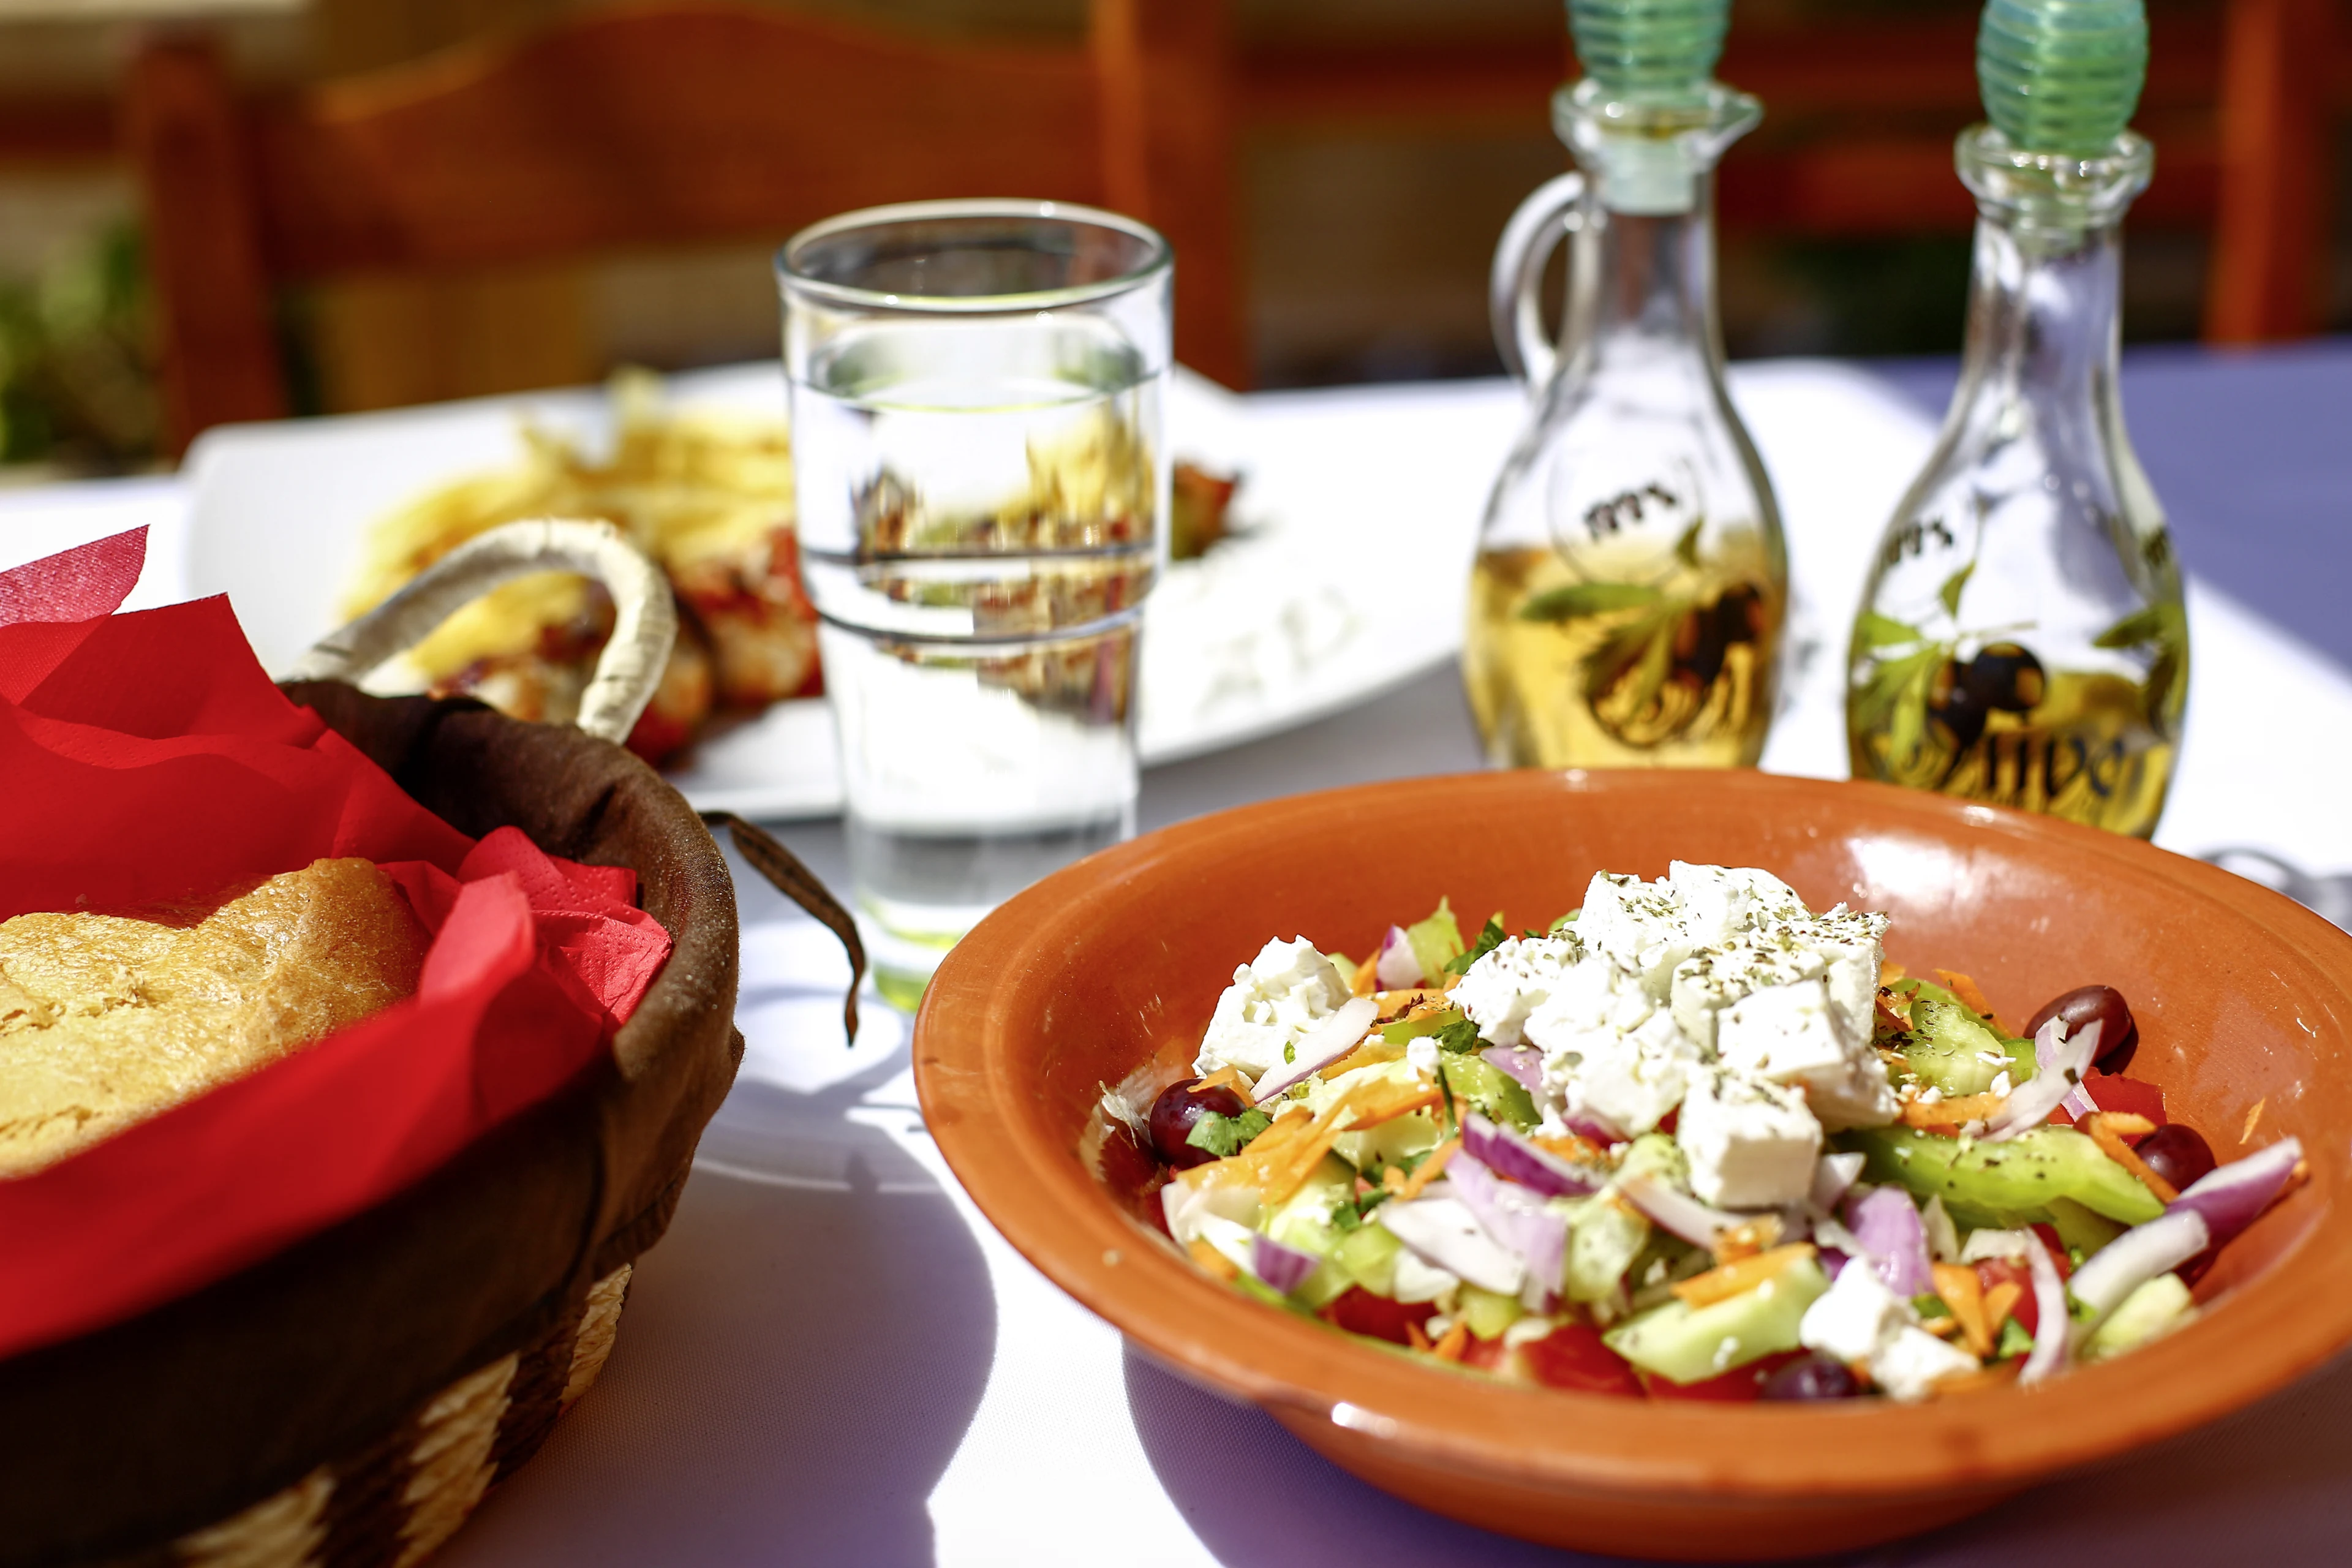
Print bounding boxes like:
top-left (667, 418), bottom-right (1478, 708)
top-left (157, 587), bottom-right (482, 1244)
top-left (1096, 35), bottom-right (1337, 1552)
top-left (1978, 0), bottom-right (2148, 156)
top-left (1568, 0), bottom-right (1728, 104)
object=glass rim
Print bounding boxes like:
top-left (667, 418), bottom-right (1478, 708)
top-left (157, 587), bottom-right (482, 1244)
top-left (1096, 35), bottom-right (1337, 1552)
top-left (776, 198), bottom-right (1172, 315)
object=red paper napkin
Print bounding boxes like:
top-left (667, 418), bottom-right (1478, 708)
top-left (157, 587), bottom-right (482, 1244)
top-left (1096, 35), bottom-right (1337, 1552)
top-left (0, 531), bottom-right (673, 1359)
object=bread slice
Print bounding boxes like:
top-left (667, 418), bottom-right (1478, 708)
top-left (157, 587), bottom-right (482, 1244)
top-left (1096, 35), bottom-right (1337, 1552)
top-left (0, 858), bottom-right (428, 1177)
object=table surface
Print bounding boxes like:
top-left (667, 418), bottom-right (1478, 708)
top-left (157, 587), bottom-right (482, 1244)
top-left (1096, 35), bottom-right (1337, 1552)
top-left (7, 341), bottom-right (2352, 1567)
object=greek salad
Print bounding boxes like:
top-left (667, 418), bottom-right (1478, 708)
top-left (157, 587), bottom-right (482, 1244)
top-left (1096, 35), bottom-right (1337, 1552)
top-left (1096, 862), bottom-right (2304, 1401)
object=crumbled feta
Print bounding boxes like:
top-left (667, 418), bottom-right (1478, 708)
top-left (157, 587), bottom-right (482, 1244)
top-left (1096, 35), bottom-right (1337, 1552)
top-left (1668, 861), bottom-right (1806, 946)
top-left (1404, 1033), bottom-right (1441, 1081)
top-left (1577, 872), bottom-right (1705, 999)
top-left (1715, 978), bottom-right (1899, 1131)
top-left (1677, 1069), bottom-right (1822, 1208)
top-left (1523, 956), bottom-right (1702, 1136)
top-left (1799, 1259), bottom-right (1910, 1363)
top-left (1452, 932), bottom-right (1586, 1046)
top-left (1195, 937), bottom-right (1352, 1076)
top-left (1870, 1325), bottom-right (1980, 1402)
top-left (1958, 1227), bottom-right (2034, 1264)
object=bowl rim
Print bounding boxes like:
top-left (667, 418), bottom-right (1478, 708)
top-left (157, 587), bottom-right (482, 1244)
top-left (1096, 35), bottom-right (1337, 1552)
top-left (914, 770), bottom-right (2352, 1501)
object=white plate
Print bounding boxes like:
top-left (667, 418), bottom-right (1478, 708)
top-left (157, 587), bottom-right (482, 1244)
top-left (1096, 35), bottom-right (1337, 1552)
top-left (185, 363), bottom-right (1521, 817)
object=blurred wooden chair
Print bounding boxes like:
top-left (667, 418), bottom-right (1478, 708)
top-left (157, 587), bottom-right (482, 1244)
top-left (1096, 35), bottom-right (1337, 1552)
top-left (123, 0), bottom-right (1244, 454)
top-left (1709, 0), bottom-right (2340, 345)
top-left (1234, 0), bottom-right (2341, 349)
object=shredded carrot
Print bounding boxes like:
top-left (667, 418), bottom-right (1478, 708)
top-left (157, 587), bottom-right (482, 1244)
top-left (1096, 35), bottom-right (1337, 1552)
top-left (1671, 1243), bottom-right (1815, 1309)
top-left (1934, 970), bottom-right (2003, 1031)
top-left (1196, 1065), bottom-right (1253, 1097)
top-left (1880, 959), bottom-right (1909, 985)
top-left (1396, 1137), bottom-right (1459, 1200)
top-left (2086, 1112), bottom-right (2179, 1203)
top-left (1935, 1358), bottom-right (2022, 1396)
top-left (1899, 1091), bottom-right (2009, 1129)
top-left (2242, 1098), bottom-right (2267, 1145)
top-left (1351, 952), bottom-right (1380, 997)
top-left (1875, 987), bottom-right (1913, 1033)
top-left (1248, 1087), bottom-right (1370, 1205)
top-left (1920, 1315), bottom-right (1962, 1339)
top-left (1431, 1321), bottom-right (1470, 1362)
top-left (1711, 1215), bottom-right (1785, 1264)
top-left (1348, 1081), bottom-right (1446, 1128)
top-left (1982, 1280), bottom-right (2024, 1334)
top-left (1188, 1239), bottom-right (1238, 1282)
top-left (1406, 1320), bottom-right (1434, 1353)
top-left (1534, 1133), bottom-right (1607, 1165)
top-left (1932, 1262), bottom-right (1994, 1357)
top-left (1321, 1038), bottom-right (1407, 1084)
top-left (1381, 1164), bottom-right (1409, 1195)
top-left (1374, 988), bottom-right (1450, 1023)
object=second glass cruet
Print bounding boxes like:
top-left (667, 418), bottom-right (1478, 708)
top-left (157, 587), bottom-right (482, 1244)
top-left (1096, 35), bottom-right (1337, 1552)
top-left (1846, 0), bottom-right (2187, 837)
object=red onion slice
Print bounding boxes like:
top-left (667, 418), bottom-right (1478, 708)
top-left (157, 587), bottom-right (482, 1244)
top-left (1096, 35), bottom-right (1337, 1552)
top-left (1985, 1016), bottom-right (2101, 1142)
top-left (1481, 1045), bottom-right (1544, 1098)
top-left (1376, 1193), bottom-right (1526, 1296)
top-left (1448, 1152), bottom-right (1570, 1310)
top-left (2168, 1136), bottom-right (2304, 1247)
top-left (1250, 1232), bottom-right (1322, 1296)
top-left (1250, 995), bottom-right (1381, 1103)
top-left (2019, 1229), bottom-right (2072, 1385)
top-left (2068, 1207), bottom-right (2211, 1329)
top-left (1374, 925), bottom-right (1423, 989)
top-left (1562, 1111), bottom-right (1629, 1146)
top-left (1460, 1111), bottom-right (1607, 1199)
top-left (1615, 1172), bottom-right (1741, 1249)
top-left (1843, 1186), bottom-right (1934, 1298)
top-left (2060, 1077), bottom-right (2101, 1121)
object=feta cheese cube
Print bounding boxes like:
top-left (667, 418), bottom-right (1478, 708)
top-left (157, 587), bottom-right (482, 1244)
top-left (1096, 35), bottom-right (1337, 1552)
top-left (1715, 978), bottom-right (1898, 1131)
top-left (1668, 861), bottom-right (1805, 948)
top-left (1451, 932), bottom-right (1587, 1047)
top-left (1799, 1257), bottom-right (1912, 1365)
top-left (1195, 937), bottom-right (1351, 1077)
top-left (1522, 956), bottom-right (1701, 1136)
top-left (1870, 1325), bottom-right (1980, 1402)
top-left (1577, 872), bottom-right (1702, 999)
top-left (1677, 1069), bottom-right (1822, 1208)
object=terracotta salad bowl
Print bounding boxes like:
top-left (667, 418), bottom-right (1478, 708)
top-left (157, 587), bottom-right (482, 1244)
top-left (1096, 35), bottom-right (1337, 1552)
top-left (911, 771), bottom-right (2352, 1561)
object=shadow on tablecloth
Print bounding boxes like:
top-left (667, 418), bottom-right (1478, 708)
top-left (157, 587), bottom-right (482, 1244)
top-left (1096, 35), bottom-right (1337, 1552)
top-left (438, 1071), bottom-right (995, 1567)
top-left (1126, 1336), bottom-right (2352, 1566)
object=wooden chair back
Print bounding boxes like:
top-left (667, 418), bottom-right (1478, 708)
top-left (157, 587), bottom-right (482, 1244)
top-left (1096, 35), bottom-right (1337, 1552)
top-left (124, 0), bottom-right (1242, 453)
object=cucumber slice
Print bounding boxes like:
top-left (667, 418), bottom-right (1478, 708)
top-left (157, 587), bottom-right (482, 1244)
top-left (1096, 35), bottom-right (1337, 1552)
top-left (1604, 1258), bottom-right (1830, 1384)
top-left (1844, 1125), bottom-right (2164, 1228)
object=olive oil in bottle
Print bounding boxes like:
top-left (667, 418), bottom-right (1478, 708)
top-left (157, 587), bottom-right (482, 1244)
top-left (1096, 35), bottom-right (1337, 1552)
top-left (1847, 0), bottom-right (2185, 837)
top-left (1466, 0), bottom-right (1786, 771)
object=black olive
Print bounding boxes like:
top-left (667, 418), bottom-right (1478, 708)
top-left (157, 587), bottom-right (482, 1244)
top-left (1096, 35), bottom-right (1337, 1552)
top-left (1149, 1078), bottom-right (1248, 1169)
top-left (2138, 1124), bottom-right (2217, 1191)
top-left (1962, 642), bottom-right (2046, 714)
top-left (2024, 985), bottom-right (2138, 1071)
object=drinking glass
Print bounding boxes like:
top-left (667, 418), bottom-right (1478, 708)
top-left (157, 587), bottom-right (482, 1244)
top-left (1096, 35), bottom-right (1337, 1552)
top-left (778, 200), bottom-right (1172, 1008)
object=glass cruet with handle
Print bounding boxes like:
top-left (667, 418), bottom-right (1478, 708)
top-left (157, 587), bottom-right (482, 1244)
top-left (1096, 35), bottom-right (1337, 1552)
top-left (1847, 0), bottom-right (2185, 838)
top-left (1464, 0), bottom-right (1787, 771)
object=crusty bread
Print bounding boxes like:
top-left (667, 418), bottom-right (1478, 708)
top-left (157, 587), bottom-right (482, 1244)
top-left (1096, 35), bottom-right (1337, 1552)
top-left (0, 858), bottom-right (428, 1177)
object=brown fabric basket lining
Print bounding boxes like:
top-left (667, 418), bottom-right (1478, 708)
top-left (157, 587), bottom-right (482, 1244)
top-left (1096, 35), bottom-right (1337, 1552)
top-left (0, 688), bottom-right (742, 1567)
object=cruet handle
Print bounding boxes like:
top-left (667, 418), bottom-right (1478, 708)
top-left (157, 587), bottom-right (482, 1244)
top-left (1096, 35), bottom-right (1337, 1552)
top-left (1488, 170), bottom-right (1586, 392)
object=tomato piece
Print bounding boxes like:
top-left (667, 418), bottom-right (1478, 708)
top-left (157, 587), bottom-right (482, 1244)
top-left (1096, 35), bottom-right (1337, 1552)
top-left (2083, 1071), bottom-right (2168, 1134)
top-left (1322, 1288), bottom-right (1438, 1347)
top-left (1521, 1323), bottom-right (1643, 1396)
top-left (1640, 1349), bottom-right (1807, 1402)
top-left (1973, 1256), bottom-right (2037, 1338)
top-left (1460, 1333), bottom-right (1516, 1375)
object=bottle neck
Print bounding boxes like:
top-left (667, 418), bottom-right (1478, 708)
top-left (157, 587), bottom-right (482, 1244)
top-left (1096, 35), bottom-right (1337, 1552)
top-left (1950, 126), bottom-right (2150, 435)
top-left (1569, 192), bottom-right (1723, 359)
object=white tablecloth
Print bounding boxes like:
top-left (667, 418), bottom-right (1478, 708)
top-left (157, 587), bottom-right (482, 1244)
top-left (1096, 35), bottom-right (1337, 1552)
top-left (6, 361), bottom-right (2351, 1566)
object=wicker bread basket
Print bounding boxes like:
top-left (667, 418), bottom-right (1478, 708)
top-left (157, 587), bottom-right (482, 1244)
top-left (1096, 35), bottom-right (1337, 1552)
top-left (0, 523), bottom-right (851, 1567)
